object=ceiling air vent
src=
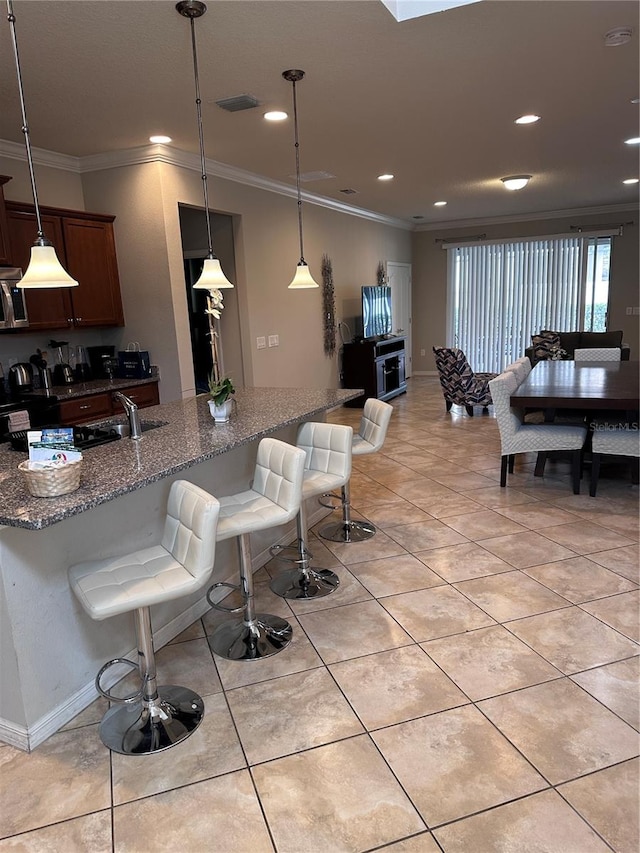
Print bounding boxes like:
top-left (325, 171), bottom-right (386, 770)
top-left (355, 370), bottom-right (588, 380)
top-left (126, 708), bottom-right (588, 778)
top-left (339, 188), bottom-right (358, 195)
top-left (215, 95), bottom-right (259, 112)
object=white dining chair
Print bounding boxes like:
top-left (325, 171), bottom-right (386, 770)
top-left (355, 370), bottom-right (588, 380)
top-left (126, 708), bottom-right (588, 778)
top-left (489, 372), bottom-right (588, 493)
top-left (590, 424), bottom-right (640, 496)
top-left (574, 348), bottom-right (621, 362)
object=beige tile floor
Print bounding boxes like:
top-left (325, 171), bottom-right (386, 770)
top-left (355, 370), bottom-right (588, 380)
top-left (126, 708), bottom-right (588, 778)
top-left (1, 377), bottom-right (638, 852)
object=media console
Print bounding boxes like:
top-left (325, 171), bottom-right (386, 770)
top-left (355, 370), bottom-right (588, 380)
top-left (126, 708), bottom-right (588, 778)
top-left (342, 336), bottom-right (407, 405)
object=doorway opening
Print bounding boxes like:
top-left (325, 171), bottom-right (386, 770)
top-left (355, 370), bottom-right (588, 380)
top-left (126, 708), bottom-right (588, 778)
top-left (178, 205), bottom-right (244, 393)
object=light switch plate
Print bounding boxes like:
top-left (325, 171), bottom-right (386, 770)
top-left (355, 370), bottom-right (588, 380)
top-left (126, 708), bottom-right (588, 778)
top-left (257, 336), bottom-right (266, 349)
top-left (268, 335), bottom-right (279, 347)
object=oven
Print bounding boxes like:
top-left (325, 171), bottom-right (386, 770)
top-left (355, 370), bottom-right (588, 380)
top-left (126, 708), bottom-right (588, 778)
top-left (0, 268), bottom-right (29, 330)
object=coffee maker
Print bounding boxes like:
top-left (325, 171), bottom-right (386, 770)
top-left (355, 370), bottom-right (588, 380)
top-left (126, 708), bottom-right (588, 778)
top-left (50, 340), bottom-right (75, 386)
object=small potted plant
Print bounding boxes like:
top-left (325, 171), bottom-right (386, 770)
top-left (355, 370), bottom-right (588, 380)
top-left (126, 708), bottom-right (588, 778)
top-left (208, 373), bottom-right (235, 423)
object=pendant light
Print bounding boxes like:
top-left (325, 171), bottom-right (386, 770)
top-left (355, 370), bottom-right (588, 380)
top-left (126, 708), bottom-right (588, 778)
top-left (177, 0), bottom-right (233, 290)
top-left (6, 0), bottom-right (78, 289)
top-left (283, 69), bottom-right (319, 289)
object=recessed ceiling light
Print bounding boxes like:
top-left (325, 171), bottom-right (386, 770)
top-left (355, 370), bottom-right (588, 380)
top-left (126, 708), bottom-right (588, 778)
top-left (377, 174), bottom-right (394, 181)
top-left (434, 201), bottom-right (447, 206)
top-left (501, 175), bottom-right (532, 190)
top-left (604, 27), bottom-right (632, 47)
top-left (623, 178), bottom-right (639, 184)
top-left (264, 111), bottom-right (288, 121)
top-left (515, 114), bottom-right (540, 124)
top-left (624, 137), bottom-right (640, 145)
top-left (149, 135), bottom-right (172, 144)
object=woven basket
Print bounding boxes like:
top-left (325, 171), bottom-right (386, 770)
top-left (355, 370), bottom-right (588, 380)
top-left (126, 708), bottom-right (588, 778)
top-left (18, 459), bottom-right (83, 498)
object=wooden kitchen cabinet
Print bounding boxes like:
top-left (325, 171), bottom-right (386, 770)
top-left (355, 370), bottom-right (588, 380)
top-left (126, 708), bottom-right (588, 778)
top-left (111, 382), bottom-right (160, 412)
top-left (58, 381), bottom-right (159, 425)
top-left (5, 201), bottom-right (125, 331)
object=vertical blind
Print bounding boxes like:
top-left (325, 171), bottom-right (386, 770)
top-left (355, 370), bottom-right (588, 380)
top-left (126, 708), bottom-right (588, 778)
top-left (446, 235), bottom-right (610, 373)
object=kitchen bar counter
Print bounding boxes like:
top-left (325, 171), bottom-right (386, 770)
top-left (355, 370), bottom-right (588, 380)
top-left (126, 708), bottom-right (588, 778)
top-left (0, 386), bottom-right (360, 529)
top-left (0, 386), bottom-right (362, 750)
top-left (26, 371), bottom-right (159, 401)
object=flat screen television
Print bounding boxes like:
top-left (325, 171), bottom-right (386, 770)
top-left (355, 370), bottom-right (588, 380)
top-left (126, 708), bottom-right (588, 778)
top-left (362, 285), bottom-right (392, 339)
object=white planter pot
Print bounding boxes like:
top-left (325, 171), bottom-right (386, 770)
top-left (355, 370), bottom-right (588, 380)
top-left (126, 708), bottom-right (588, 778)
top-left (208, 398), bottom-right (232, 423)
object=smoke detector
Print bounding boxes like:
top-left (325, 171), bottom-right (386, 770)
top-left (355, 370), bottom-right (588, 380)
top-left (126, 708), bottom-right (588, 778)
top-left (604, 27), bottom-right (632, 47)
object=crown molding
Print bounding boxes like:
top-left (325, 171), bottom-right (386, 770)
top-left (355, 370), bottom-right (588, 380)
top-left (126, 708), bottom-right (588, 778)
top-left (415, 202), bottom-right (639, 231)
top-left (0, 138), bottom-right (411, 231)
top-left (0, 139), bottom-right (80, 172)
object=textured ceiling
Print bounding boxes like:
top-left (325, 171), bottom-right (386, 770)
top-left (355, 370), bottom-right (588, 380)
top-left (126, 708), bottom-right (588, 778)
top-left (0, 0), bottom-right (638, 226)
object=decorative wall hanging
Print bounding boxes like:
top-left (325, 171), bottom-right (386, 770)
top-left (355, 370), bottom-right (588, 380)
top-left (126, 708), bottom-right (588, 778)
top-left (376, 261), bottom-right (387, 286)
top-left (321, 254), bottom-right (336, 356)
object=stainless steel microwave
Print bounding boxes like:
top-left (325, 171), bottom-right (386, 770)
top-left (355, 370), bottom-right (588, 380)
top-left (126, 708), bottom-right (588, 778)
top-left (0, 268), bottom-right (29, 329)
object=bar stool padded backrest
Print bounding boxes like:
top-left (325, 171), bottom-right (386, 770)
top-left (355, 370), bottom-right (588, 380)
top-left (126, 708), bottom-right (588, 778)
top-left (70, 480), bottom-right (220, 621)
top-left (353, 398), bottom-right (393, 455)
top-left (297, 421), bottom-right (353, 490)
top-left (216, 437), bottom-right (306, 540)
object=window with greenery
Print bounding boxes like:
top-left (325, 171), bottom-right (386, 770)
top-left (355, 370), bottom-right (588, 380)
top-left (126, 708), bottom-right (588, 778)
top-left (446, 233), bottom-right (613, 372)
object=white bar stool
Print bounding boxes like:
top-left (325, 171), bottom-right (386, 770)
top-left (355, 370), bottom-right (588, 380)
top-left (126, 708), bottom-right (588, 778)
top-left (319, 398), bottom-right (393, 543)
top-left (269, 422), bottom-right (353, 599)
top-left (68, 480), bottom-right (220, 755)
top-left (206, 437), bottom-right (306, 661)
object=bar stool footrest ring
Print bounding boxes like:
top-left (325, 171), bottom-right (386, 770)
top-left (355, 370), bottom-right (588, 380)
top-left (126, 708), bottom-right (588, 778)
top-left (206, 582), bottom-right (245, 613)
top-left (95, 657), bottom-right (142, 704)
top-left (318, 491), bottom-right (343, 510)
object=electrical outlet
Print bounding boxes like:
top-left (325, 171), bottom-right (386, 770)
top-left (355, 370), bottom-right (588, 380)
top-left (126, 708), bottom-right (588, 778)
top-left (420, 348), bottom-right (426, 356)
top-left (268, 334), bottom-right (279, 347)
top-left (257, 336), bottom-right (266, 350)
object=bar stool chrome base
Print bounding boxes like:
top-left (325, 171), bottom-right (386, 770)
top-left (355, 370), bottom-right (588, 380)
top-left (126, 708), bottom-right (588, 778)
top-left (99, 685), bottom-right (204, 755)
top-left (210, 614), bottom-right (293, 660)
top-left (319, 518), bottom-right (376, 543)
top-left (270, 567), bottom-right (340, 599)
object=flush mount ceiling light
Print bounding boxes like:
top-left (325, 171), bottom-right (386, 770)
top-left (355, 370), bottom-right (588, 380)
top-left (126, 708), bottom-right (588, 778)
top-left (434, 201), bottom-right (447, 206)
top-left (377, 174), bottom-right (394, 181)
top-left (515, 114), bottom-right (540, 125)
top-left (264, 110), bottom-right (287, 121)
top-left (501, 174), bottom-right (532, 191)
top-left (177, 0), bottom-right (233, 291)
top-left (149, 135), bottom-right (172, 144)
top-left (283, 69), bottom-right (318, 289)
top-left (6, 0), bottom-right (78, 289)
top-left (604, 27), bottom-right (632, 47)
top-left (623, 178), bottom-right (639, 184)
top-left (624, 137), bottom-right (640, 145)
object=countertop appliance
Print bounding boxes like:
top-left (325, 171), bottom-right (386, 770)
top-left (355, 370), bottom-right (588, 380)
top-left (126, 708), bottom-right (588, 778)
top-left (8, 363), bottom-right (34, 393)
top-left (50, 340), bottom-right (75, 386)
top-left (0, 268), bottom-right (29, 330)
top-left (0, 392), bottom-right (60, 439)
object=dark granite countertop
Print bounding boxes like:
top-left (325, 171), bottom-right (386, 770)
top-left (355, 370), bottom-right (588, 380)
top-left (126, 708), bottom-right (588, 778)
top-left (0, 387), bottom-right (362, 530)
top-left (27, 373), bottom-right (159, 401)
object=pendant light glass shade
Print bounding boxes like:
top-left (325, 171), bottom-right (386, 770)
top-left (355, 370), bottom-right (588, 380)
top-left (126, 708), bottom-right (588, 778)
top-left (283, 69), bottom-right (318, 290)
top-left (192, 256), bottom-right (234, 290)
top-left (177, 0), bottom-right (234, 291)
top-left (18, 244), bottom-right (79, 289)
top-left (7, 0), bottom-right (78, 289)
top-left (288, 262), bottom-right (319, 289)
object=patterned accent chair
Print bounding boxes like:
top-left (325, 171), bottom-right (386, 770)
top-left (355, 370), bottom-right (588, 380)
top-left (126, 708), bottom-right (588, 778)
top-left (489, 372), bottom-right (588, 494)
top-left (590, 425), bottom-right (640, 496)
top-left (432, 347), bottom-right (497, 416)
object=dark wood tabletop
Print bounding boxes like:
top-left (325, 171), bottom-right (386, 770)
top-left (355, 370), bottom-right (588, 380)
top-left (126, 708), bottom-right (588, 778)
top-left (511, 360), bottom-right (639, 411)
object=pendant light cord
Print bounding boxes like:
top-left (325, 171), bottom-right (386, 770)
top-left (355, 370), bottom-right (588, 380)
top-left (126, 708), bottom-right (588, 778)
top-left (187, 13), bottom-right (214, 260)
top-left (291, 78), bottom-right (306, 264)
top-left (6, 0), bottom-right (45, 243)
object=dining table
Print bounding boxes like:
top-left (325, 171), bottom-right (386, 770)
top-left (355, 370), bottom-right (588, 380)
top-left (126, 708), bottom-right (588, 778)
top-left (511, 359), bottom-right (639, 419)
top-left (511, 359), bottom-right (639, 478)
